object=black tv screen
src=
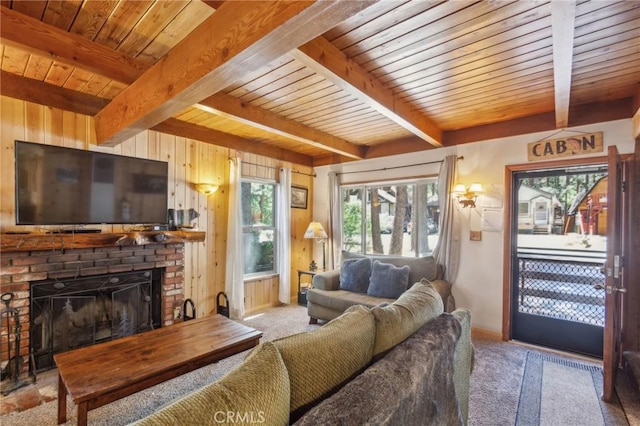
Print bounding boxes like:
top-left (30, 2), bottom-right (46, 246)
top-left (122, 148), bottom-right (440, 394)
top-left (15, 141), bottom-right (169, 225)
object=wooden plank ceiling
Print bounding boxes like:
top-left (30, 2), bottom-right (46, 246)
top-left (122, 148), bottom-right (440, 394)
top-left (1, 0), bottom-right (639, 167)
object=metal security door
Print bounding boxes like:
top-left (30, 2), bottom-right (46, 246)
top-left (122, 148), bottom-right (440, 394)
top-left (511, 166), bottom-right (607, 357)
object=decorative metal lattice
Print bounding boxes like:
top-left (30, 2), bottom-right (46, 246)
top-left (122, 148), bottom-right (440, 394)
top-left (517, 256), bottom-right (605, 326)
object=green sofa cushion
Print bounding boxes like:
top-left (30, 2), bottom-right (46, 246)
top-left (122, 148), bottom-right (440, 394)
top-left (133, 341), bottom-right (290, 426)
top-left (371, 278), bottom-right (444, 356)
top-left (272, 305), bottom-right (375, 420)
top-left (307, 288), bottom-right (396, 312)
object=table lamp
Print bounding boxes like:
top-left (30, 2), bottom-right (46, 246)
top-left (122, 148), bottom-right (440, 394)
top-left (303, 222), bottom-right (328, 271)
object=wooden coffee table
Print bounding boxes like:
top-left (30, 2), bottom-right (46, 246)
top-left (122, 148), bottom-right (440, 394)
top-left (54, 314), bottom-right (262, 425)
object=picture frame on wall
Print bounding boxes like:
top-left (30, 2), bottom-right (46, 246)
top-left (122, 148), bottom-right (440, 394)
top-left (291, 185), bottom-right (308, 209)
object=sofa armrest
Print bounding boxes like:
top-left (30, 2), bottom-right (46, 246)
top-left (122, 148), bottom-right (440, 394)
top-left (451, 308), bottom-right (472, 425)
top-left (429, 279), bottom-right (456, 312)
top-left (312, 269), bottom-right (341, 291)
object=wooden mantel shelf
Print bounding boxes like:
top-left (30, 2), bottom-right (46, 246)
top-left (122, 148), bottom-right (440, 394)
top-left (0, 230), bottom-right (205, 253)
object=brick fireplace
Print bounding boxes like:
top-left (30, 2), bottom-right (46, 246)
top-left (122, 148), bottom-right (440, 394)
top-left (0, 239), bottom-right (187, 374)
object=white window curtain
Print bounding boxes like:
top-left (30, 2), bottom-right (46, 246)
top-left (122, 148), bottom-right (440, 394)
top-left (328, 171), bottom-right (341, 270)
top-left (225, 157), bottom-right (244, 319)
top-left (277, 167), bottom-right (292, 304)
top-left (432, 155), bottom-right (461, 283)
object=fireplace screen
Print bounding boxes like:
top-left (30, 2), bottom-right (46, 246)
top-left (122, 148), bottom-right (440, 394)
top-left (30, 269), bottom-right (161, 371)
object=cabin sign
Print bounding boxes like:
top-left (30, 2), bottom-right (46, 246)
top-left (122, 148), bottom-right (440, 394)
top-left (527, 132), bottom-right (603, 161)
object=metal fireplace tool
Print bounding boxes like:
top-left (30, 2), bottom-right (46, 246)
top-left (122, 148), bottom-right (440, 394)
top-left (1, 292), bottom-right (36, 395)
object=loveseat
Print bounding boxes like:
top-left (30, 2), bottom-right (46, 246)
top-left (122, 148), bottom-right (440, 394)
top-left (307, 251), bottom-right (456, 323)
top-left (134, 280), bottom-right (473, 425)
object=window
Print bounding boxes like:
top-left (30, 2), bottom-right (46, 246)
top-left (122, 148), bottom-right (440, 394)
top-left (518, 201), bottom-right (529, 216)
top-left (241, 180), bottom-right (277, 276)
top-left (341, 179), bottom-right (439, 257)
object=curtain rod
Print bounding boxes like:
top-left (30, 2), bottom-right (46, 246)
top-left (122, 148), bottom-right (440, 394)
top-left (335, 156), bottom-right (463, 176)
top-left (237, 159), bottom-right (316, 177)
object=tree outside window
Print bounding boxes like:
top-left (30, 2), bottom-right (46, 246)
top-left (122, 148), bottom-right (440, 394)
top-left (341, 179), bottom-right (439, 257)
top-left (241, 181), bottom-right (276, 275)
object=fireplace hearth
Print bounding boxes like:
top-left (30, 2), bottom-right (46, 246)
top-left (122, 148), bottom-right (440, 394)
top-left (30, 269), bottom-right (162, 371)
top-left (0, 235), bottom-right (194, 382)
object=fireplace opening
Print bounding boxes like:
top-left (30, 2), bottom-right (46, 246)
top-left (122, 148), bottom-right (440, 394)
top-left (30, 269), bottom-right (163, 371)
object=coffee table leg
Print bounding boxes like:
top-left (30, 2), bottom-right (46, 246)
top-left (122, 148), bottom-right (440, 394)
top-left (77, 402), bottom-right (88, 426)
top-left (57, 374), bottom-right (67, 424)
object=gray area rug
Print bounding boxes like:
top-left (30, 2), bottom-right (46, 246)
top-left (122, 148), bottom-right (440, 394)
top-left (467, 333), bottom-right (637, 426)
top-left (516, 351), bottom-right (628, 426)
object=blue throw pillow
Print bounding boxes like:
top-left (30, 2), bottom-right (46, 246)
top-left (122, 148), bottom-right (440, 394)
top-left (339, 257), bottom-right (372, 293)
top-left (367, 260), bottom-right (410, 299)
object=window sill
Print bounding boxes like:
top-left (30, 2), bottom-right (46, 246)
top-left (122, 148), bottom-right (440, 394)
top-left (244, 273), bottom-right (279, 283)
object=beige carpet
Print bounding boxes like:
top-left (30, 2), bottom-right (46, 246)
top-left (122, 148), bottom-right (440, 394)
top-left (0, 304), bottom-right (319, 425)
top-left (1, 305), bottom-right (638, 425)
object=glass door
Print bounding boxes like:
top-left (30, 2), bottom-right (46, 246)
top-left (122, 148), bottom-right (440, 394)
top-left (510, 165), bottom-right (608, 357)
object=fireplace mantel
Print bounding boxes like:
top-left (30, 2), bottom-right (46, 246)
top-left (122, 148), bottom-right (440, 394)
top-left (0, 230), bottom-right (205, 253)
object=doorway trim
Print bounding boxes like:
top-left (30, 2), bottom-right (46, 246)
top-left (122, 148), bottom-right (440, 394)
top-left (501, 155), bottom-right (630, 341)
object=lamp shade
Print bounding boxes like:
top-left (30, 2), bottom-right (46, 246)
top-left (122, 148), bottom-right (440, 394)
top-left (195, 183), bottom-right (219, 195)
top-left (468, 183), bottom-right (483, 193)
top-left (304, 222), bottom-right (328, 239)
top-left (453, 184), bottom-right (467, 195)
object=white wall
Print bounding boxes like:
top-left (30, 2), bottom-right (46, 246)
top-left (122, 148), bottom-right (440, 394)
top-left (312, 119), bottom-right (634, 333)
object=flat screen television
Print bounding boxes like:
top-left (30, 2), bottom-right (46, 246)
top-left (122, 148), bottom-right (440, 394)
top-left (15, 141), bottom-right (169, 226)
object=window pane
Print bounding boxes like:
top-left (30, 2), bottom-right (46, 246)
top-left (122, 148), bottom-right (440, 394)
top-left (518, 202), bottom-right (529, 215)
top-left (241, 180), bottom-right (276, 276)
top-left (243, 229), bottom-right (274, 274)
top-left (342, 188), bottom-right (363, 253)
top-left (366, 185), bottom-right (411, 256)
top-left (415, 181), bottom-right (439, 256)
top-left (241, 182), bottom-right (275, 227)
top-left (341, 179), bottom-right (439, 258)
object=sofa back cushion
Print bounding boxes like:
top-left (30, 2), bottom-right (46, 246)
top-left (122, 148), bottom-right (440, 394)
top-left (294, 314), bottom-right (464, 426)
top-left (367, 260), bottom-right (410, 298)
top-left (371, 278), bottom-right (444, 356)
top-left (133, 341), bottom-right (290, 426)
top-left (342, 251), bottom-right (440, 284)
top-left (272, 305), bottom-right (375, 421)
top-left (339, 257), bottom-right (372, 293)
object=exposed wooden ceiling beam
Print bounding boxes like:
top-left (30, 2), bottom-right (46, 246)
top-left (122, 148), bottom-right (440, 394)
top-left (291, 36), bottom-right (443, 147)
top-left (632, 84), bottom-right (640, 140)
top-left (200, 1), bottom-right (226, 10)
top-left (94, 0), bottom-right (377, 147)
top-left (153, 118), bottom-right (313, 167)
top-left (551, 0), bottom-right (577, 128)
top-left (312, 136), bottom-right (436, 167)
top-left (316, 97), bottom-right (634, 165)
top-left (0, 6), bottom-right (148, 84)
top-left (199, 93), bottom-right (366, 159)
top-left (0, 72), bottom-right (316, 166)
top-left (443, 98), bottom-right (633, 146)
top-left (567, 98), bottom-right (634, 128)
top-left (1, 8), bottom-right (361, 158)
top-left (0, 70), bottom-right (109, 116)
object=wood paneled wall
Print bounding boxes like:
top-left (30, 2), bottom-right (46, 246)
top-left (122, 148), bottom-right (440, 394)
top-left (0, 96), bottom-right (314, 316)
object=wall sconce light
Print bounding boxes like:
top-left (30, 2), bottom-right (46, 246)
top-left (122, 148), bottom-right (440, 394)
top-left (304, 222), bottom-right (328, 271)
top-left (453, 183), bottom-right (483, 208)
top-left (195, 183), bottom-right (219, 195)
